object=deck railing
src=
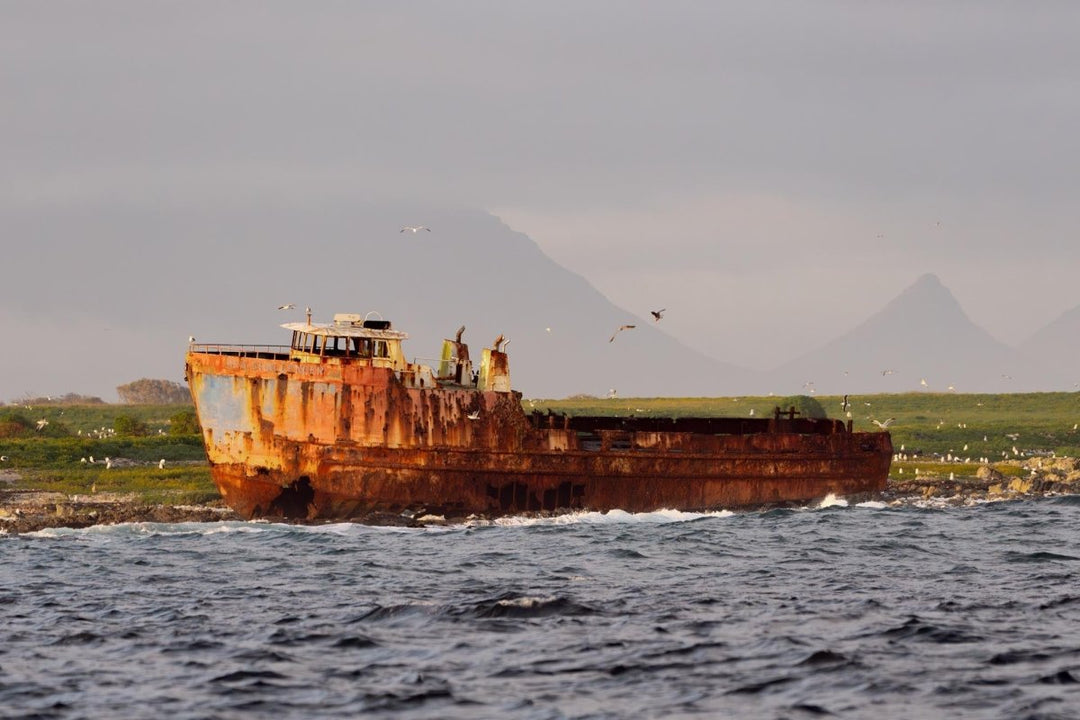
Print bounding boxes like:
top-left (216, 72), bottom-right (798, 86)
top-left (189, 344), bottom-right (291, 359)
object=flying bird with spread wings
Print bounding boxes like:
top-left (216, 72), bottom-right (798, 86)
top-left (650, 308), bottom-right (666, 322)
top-left (400, 225), bottom-right (431, 233)
top-left (872, 418), bottom-right (895, 429)
top-left (609, 324), bottom-right (636, 342)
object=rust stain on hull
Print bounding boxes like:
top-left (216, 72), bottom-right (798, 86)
top-left (185, 320), bottom-right (891, 521)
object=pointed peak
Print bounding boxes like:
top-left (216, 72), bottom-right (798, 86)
top-left (896, 272), bottom-right (952, 302)
top-left (911, 272), bottom-right (943, 289)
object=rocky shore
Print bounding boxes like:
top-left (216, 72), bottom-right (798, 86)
top-left (0, 489), bottom-right (239, 535)
top-left (886, 456), bottom-right (1080, 504)
top-left (3, 457), bottom-right (1079, 535)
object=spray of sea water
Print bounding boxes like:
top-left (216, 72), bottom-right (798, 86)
top-left (4, 496), bottom-right (1080, 718)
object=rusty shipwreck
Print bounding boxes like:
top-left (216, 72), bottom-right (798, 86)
top-left (185, 312), bottom-right (892, 521)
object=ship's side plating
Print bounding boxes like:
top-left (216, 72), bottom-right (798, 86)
top-left (186, 347), bottom-right (892, 520)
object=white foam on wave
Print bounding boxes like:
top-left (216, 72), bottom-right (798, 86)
top-left (856, 500), bottom-right (888, 509)
top-left (478, 507), bottom-right (734, 528)
top-left (24, 520), bottom-right (270, 539)
top-left (814, 493), bottom-right (849, 509)
top-left (495, 595), bottom-right (558, 608)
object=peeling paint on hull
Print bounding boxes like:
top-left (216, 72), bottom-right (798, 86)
top-left (186, 349), bottom-right (892, 521)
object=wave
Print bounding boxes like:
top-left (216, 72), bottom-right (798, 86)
top-left (23, 520), bottom-right (269, 540)
top-left (479, 508), bottom-right (734, 527)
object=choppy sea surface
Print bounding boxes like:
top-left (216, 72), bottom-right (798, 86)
top-left (3, 496), bottom-right (1080, 719)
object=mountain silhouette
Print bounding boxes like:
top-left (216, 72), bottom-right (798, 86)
top-left (766, 273), bottom-right (1036, 395)
top-left (0, 202), bottom-right (754, 400)
top-left (1024, 305), bottom-right (1080, 389)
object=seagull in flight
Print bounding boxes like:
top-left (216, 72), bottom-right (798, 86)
top-left (650, 308), bottom-right (666, 322)
top-left (400, 225), bottom-right (431, 233)
top-left (881, 369), bottom-right (896, 376)
top-left (277, 303), bottom-right (295, 310)
top-left (36, 418), bottom-right (49, 431)
top-left (609, 324), bottom-right (636, 342)
top-left (466, 410), bottom-right (480, 420)
top-left (872, 418), bottom-right (895, 429)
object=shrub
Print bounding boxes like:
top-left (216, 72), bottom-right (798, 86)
top-left (116, 379), bottom-right (191, 405)
top-left (169, 410), bottom-right (201, 436)
top-left (114, 414), bottom-right (149, 437)
top-left (774, 395), bottom-right (828, 419)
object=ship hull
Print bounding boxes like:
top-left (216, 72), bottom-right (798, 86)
top-left (186, 351), bottom-right (892, 520)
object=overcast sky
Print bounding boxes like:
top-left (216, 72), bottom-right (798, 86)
top-left (3, 1), bottom-right (1079, 395)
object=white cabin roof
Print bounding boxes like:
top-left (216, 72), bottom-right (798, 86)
top-left (281, 322), bottom-right (408, 341)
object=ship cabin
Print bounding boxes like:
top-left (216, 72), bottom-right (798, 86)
top-left (279, 312), bottom-right (510, 392)
top-left (283, 313), bottom-right (409, 371)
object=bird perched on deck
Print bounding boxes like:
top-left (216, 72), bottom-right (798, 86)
top-left (872, 418), bottom-right (895, 429)
top-left (609, 324), bottom-right (636, 342)
top-left (650, 308), bottom-right (666, 322)
top-left (277, 303), bottom-right (295, 310)
top-left (400, 225), bottom-right (430, 233)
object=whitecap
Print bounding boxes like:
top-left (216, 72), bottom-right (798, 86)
top-left (479, 507), bottom-right (734, 528)
top-left (815, 493), bottom-right (849, 509)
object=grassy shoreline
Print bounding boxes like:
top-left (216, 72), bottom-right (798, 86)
top-left (2, 393), bottom-right (1078, 533)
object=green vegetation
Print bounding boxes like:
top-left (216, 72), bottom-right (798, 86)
top-left (1, 403), bottom-right (215, 505)
top-left (114, 414), bottom-right (149, 437)
top-left (774, 395), bottom-right (827, 419)
top-left (527, 391), bottom-right (1080, 459)
top-left (0, 403), bottom-right (193, 438)
top-left (4, 393), bottom-right (1079, 503)
top-left (116, 378), bottom-right (191, 404)
top-left (169, 410), bottom-right (201, 436)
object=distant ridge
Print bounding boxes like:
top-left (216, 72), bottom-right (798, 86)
top-left (766, 273), bottom-right (1036, 394)
top-left (0, 203), bottom-right (755, 400)
top-left (1023, 305), bottom-right (1080, 388)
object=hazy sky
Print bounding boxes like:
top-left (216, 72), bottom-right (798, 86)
top-left (3, 2), bottom-right (1079, 394)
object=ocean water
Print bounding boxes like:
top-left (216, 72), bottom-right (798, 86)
top-left (3, 497), bottom-right (1080, 719)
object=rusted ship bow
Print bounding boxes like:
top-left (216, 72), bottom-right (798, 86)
top-left (185, 313), bottom-right (892, 520)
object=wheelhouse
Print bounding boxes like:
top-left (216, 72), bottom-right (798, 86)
top-left (282, 313), bottom-right (409, 370)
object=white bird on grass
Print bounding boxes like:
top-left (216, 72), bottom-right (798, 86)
top-left (105, 457), bottom-right (113, 469)
top-left (0, 455), bottom-right (8, 462)
top-left (158, 459), bottom-right (166, 469)
top-left (36, 419), bottom-right (48, 431)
